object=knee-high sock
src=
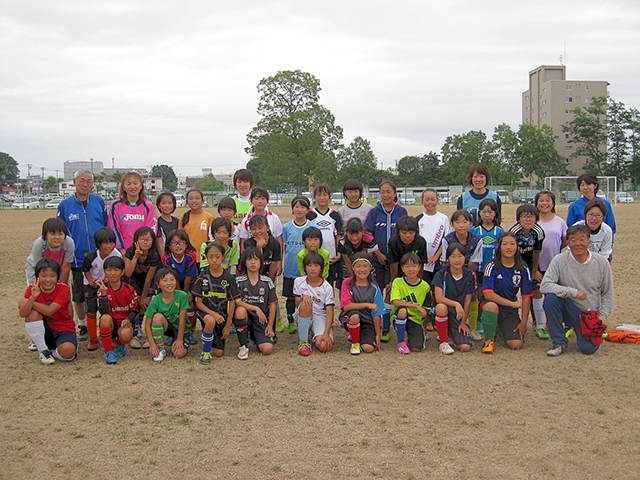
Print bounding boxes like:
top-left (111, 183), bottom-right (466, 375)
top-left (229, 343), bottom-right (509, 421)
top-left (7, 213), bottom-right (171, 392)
top-left (347, 322), bottom-right (361, 344)
top-left (286, 297), bottom-right (296, 317)
top-left (435, 314), bottom-right (449, 345)
top-left (100, 326), bottom-right (113, 352)
top-left (187, 308), bottom-right (195, 331)
top-left (151, 323), bottom-right (164, 345)
top-left (297, 316), bottom-right (311, 344)
top-left (87, 312), bottom-right (97, 341)
top-left (201, 331), bottom-right (214, 353)
top-left (382, 312), bottom-right (390, 332)
top-left (533, 297), bottom-right (546, 329)
top-left (25, 320), bottom-right (48, 352)
top-left (395, 316), bottom-right (407, 343)
top-left (234, 317), bottom-right (248, 347)
top-left (482, 310), bottom-right (498, 341)
top-left (468, 300), bottom-right (478, 330)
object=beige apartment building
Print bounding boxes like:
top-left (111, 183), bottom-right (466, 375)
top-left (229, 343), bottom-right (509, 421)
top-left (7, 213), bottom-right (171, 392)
top-left (522, 65), bottom-right (608, 174)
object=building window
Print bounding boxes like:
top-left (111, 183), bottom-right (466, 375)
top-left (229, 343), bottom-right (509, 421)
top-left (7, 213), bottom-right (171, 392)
top-left (565, 97), bottom-right (573, 103)
top-left (526, 106), bottom-right (530, 111)
top-left (565, 110), bottom-right (573, 115)
top-left (565, 158), bottom-right (572, 164)
top-left (543, 88), bottom-right (547, 93)
top-left (585, 85), bottom-right (589, 90)
top-left (565, 85), bottom-right (573, 90)
top-left (565, 146), bottom-right (573, 151)
top-left (525, 95), bottom-right (529, 100)
top-left (565, 133), bottom-right (571, 139)
top-left (565, 121), bottom-right (571, 126)
top-left (542, 112), bottom-right (546, 117)
top-left (542, 100), bottom-right (546, 105)
top-left (585, 97), bottom-right (590, 103)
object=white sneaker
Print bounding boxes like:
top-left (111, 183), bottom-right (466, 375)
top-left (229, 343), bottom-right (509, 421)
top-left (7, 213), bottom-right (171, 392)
top-left (27, 341), bottom-right (38, 352)
top-left (470, 330), bottom-right (483, 341)
top-left (153, 348), bottom-right (166, 362)
top-left (142, 339), bottom-right (150, 348)
top-left (439, 342), bottom-right (455, 355)
top-left (237, 345), bottom-right (249, 360)
top-left (39, 350), bottom-right (55, 365)
top-left (129, 336), bottom-right (142, 349)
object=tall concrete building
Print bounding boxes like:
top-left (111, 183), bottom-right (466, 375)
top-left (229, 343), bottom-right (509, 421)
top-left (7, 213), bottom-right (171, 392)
top-left (64, 160), bottom-right (104, 180)
top-left (522, 65), bottom-right (608, 174)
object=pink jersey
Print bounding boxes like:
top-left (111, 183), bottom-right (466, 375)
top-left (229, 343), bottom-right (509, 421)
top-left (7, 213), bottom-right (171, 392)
top-left (108, 199), bottom-right (158, 249)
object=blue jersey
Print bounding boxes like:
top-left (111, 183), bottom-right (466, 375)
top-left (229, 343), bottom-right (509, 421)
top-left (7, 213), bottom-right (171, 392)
top-left (509, 223), bottom-right (545, 268)
top-left (470, 225), bottom-right (504, 271)
top-left (432, 266), bottom-right (477, 306)
top-left (457, 190), bottom-right (501, 224)
top-left (482, 261), bottom-right (533, 312)
top-left (282, 219), bottom-right (316, 279)
top-left (364, 202), bottom-right (408, 266)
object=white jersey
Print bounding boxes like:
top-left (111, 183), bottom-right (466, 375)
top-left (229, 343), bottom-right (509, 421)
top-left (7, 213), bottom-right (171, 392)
top-left (307, 208), bottom-right (342, 257)
top-left (416, 211), bottom-right (451, 272)
top-left (293, 276), bottom-right (335, 318)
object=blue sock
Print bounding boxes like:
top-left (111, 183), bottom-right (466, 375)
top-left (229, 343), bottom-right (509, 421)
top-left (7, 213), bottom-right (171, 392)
top-left (201, 331), bottom-right (214, 353)
top-left (383, 312), bottom-right (391, 332)
top-left (297, 316), bottom-right (311, 344)
top-left (395, 317), bottom-right (407, 343)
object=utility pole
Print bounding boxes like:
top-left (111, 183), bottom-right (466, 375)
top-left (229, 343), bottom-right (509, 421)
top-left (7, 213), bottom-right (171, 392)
top-left (26, 164), bottom-right (32, 194)
top-left (41, 166), bottom-right (46, 194)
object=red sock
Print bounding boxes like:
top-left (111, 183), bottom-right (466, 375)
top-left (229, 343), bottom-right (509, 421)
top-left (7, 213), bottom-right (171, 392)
top-left (87, 312), bottom-right (98, 341)
top-left (100, 326), bottom-right (113, 352)
top-left (347, 322), bottom-right (361, 344)
top-left (435, 315), bottom-right (449, 345)
top-left (187, 308), bottom-right (196, 331)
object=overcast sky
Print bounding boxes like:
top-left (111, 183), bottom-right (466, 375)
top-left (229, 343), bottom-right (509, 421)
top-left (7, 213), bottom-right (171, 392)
top-left (2, 0), bottom-right (639, 179)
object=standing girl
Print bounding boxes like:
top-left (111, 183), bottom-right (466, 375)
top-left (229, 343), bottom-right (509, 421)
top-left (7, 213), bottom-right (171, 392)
top-left (457, 163), bottom-right (502, 224)
top-left (364, 180), bottom-right (408, 342)
top-left (339, 253), bottom-right (386, 355)
top-left (161, 230), bottom-right (198, 344)
top-left (179, 188), bottom-right (214, 270)
top-left (416, 188), bottom-right (451, 283)
top-left (155, 192), bottom-right (179, 253)
top-left (534, 190), bottom-right (567, 339)
top-left (199, 217), bottom-right (239, 274)
top-left (481, 232), bottom-right (533, 353)
top-left (108, 171), bottom-right (157, 253)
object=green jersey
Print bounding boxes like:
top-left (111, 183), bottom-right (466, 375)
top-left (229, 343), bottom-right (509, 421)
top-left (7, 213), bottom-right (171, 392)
top-left (145, 289), bottom-right (189, 329)
top-left (390, 277), bottom-right (430, 325)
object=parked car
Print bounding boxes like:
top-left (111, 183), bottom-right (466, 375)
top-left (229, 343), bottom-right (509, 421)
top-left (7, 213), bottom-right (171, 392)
top-left (301, 191), bottom-right (314, 203)
top-left (439, 193), bottom-right (451, 204)
top-left (12, 197), bottom-right (40, 209)
top-left (560, 190), bottom-right (581, 203)
top-left (513, 189), bottom-right (540, 204)
top-left (269, 194), bottom-right (283, 206)
top-left (213, 193), bottom-right (230, 206)
top-left (331, 192), bottom-right (345, 205)
top-left (397, 192), bottom-right (416, 205)
top-left (45, 198), bottom-right (63, 209)
top-left (616, 192), bottom-right (635, 203)
top-left (174, 193), bottom-right (186, 208)
top-left (495, 189), bottom-right (510, 204)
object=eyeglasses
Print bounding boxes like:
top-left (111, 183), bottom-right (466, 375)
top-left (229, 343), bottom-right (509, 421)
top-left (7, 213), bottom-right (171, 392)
top-left (586, 213), bottom-right (603, 219)
top-left (76, 179), bottom-right (93, 185)
top-left (170, 240), bottom-right (187, 247)
top-left (138, 237), bottom-right (153, 243)
top-left (520, 214), bottom-right (536, 220)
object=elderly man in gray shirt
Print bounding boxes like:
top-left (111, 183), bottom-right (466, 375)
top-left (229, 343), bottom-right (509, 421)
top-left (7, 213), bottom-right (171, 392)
top-left (541, 224), bottom-right (614, 356)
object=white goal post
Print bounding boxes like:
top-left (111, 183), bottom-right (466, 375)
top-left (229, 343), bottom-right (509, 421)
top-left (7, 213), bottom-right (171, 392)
top-left (544, 176), bottom-right (618, 203)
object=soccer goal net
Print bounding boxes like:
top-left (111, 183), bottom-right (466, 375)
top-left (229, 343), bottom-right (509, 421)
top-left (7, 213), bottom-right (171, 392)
top-left (544, 176), bottom-right (617, 203)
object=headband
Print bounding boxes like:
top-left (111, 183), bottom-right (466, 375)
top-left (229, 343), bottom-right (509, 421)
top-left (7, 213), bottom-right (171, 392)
top-left (352, 257), bottom-right (372, 266)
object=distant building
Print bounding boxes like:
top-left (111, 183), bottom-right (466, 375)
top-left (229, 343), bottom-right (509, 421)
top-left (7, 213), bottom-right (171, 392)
top-left (101, 168), bottom-right (163, 194)
top-left (522, 65), bottom-right (608, 174)
top-left (64, 160), bottom-right (104, 180)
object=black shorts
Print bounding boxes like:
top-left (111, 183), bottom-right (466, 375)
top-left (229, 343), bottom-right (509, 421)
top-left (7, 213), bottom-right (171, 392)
top-left (405, 320), bottom-right (426, 351)
top-left (447, 309), bottom-right (473, 347)
top-left (249, 314), bottom-right (274, 346)
top-left (195, 310), bottom-right (228, 351)
top-left (84, 284), bottom-right (99, 313)
top-left (71, 269), bottom-right (84, 303)
top-left (165, 322), bottom-right (190, 350)
top-left (340, 313), bottom-right (377, 348)
top-left (282, 277), bottom-right (295, 298)
top-left (497, 307), bottom-right (523, 341)
top-left (44, 323), bottom-right (78, 355)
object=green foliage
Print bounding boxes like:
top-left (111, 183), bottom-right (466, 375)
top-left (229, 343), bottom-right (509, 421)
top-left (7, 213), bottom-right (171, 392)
top-left (151, 164), bottom-right (178, 192)
top-left (336, 137), bottom-right (378, 184)
top-left (193, 174), bottom-right (224, 192)
top-left (44, 176), bottom-right (59, 193)
top-left (562, 96), bottom-right (608, 175)
top-left (245, 70), bottom-right (343, 187)
top-left (396, 152), bottom-right (442, 186)
top-left (112, 171), bottom-right (124, 183)
top-left (0, 152), bottom-right (19, 186)
top-left (628, 108), bottom-right (640, 185)
top-left (606, 99), bottom-right (632, 180)
top-left (440, 131), bottom-right (496, 185)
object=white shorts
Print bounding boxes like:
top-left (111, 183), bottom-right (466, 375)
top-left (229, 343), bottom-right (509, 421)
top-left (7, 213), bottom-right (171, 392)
top-left (293, 310), bottom-right (334, 341)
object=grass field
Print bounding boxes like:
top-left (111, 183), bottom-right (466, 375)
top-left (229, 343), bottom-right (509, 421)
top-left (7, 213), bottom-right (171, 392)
top-left (1, 204), bottom-right (639, 479)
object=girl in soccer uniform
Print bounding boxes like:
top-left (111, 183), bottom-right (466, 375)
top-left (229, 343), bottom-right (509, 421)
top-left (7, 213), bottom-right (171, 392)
top-left (339, 253), bottom-right (386, 355)
top-left (234, 247), bottom-right (278, 356)
top-left (432, 243), bottom-right (477, 353)
top-left (199, 217), bottom-right (239, 275)
top-left (161, 229), bottom-right (198, 343)
top-left (457, 163), bottom-right (502, 224)
top-left (338, 218), bottom-right (385, 278)
top-left (192, 242), bottom-right (242, 363)
top-left (387, 215), bottom-right (428, 284)
top-left (481, 232), bottom-right (533, 354)
top-left (534, 190), bottom-right (567, 339)
top-left (306, 184), bottom-right (343, 285)
top-left (25, 217), bottom-right (75, 286)
top-left (179, 188), bottom-right (214, 271)
top-left (338, 178), bottom-right (372, 224)
top-left (108, 171), bottom-right (158, 253)
top-left (416, 188), bottom-right (451, 284)
top-left (155, 192), bottom-right (179, 253)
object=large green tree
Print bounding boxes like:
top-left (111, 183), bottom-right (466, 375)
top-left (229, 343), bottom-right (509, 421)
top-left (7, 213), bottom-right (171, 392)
top-left (628, 107), bottom-right (640, 185)
top-left (563, 96), bottom-right (608, 175)
top-left (151, 164), bottom-right (178, 192)
top-left (605, 99), bottom-right (631, 180)
top-left (396, 152), bottom-right (442, 186)
top-left (440, 130), bottom-right (497, 185)
top-left (193, 174), bottom-right (224, 192)
top-left (336, 136), bottom-right (379, 185)
top-left (245, 70), bottom-right (343, 187)
top-left (0, 152), bottom-right (19, 186)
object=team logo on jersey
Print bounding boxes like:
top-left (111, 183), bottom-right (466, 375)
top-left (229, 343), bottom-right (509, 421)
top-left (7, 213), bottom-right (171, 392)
top-left (315, 219), bottom-right (332, 229)
top-left (68, 213), bottom-right (80, 221)
top-left (259, 287), bottom-right (265, 295)
top-left (121, 213), bottom-right (145, 221)
top-left (402, 293), bottom-right (418, 303)
top-left (200, 220), bottom-right (207, 230)
top-left (221, 280), bottom-right (229, 288)
top-left (497, 274), bottom-right (503, 279)
top-left (512, 274), bottom-right (521, 287)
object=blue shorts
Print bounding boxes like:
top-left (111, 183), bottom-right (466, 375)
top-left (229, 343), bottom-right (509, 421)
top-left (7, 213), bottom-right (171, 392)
top-left (44, 323), bottom-right (78, 356)
top-left (249, 313), bottom-right (275, 346)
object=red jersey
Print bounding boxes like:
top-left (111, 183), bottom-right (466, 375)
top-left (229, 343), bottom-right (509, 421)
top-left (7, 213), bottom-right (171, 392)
top-left (98, 282), bottom-right (139, 322)
top-left (24, 283), bottom-right (74, 332)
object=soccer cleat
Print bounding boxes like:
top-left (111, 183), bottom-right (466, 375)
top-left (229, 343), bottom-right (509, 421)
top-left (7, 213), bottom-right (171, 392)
top-left (535, 328), bottom-right (550, 339)
top-left (275, 317), bottom-right (285, 333)
top-left (481, 339), bottom-right (494, 354)
top-left (27, 341), bottom-right (38, 352)
top-left (114, 344), bottom-right (126, 357)
top-left (476, 321), bottom-right (484, 335)
top-left (186, 331), bottom-right (198, 345)
top-left (547, 344), bottom-right (566, 357)
top-left (298, 342), bottom-right (311, 356)
top-left (153, 348), bottom-right (166, 362)
top-left (565, 328), bottom-right (574, 338)
top-left (164, 336), bottom-right (174, 347)
top-left (288, 322), bottom-right (298, 334)
top-left (396, 341), bottom-right (410, 355)
top-left (39, 350), bottom-right (55, 365)
top-left (470, 330), bottom-right (483, 341)
top-left (439, 342), bottom-right (455, 355)
top-left (237, 345), bottom-right (249, 360)
top-left (350, 342), bottom-right (361, 355)
top-left (380, 330), bottom-right (390, 343)
top-left (142, 339), bottom-right (150, 348)
top-left (104, 351), bottom-right (117, 364)
top-left (200, 351), bottom-right (212, 365)
top-left (87, 339), bottom-right (99, 351)
top-left (77, 325), bottom-right (88, 341)
top-left (129, 336), bottom-right (142, 349)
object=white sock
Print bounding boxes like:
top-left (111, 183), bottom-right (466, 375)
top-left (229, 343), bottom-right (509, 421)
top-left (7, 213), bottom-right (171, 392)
top-left (78, 317), bottom-right (87, 327)
top-left (52, 348), bottom-right (74, 362)
top-left (533, 298), bottom-right (546, 329)
top-left (25, 321), bottom-right (48, 352)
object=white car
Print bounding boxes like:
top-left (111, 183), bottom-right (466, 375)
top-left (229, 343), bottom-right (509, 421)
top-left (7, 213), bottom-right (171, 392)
top-left (616, 192), bottom-right (635, 203)
top-left (331, 192), bottom-right (345, 205)
top-left (12, 197), bottom-right (40, 209)
top-left (268, 194), bottom-right (283, 206)
top-left (45, 198), bottom-right (63, 209)
top-left (398, 193), bottom-right (416, 205)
